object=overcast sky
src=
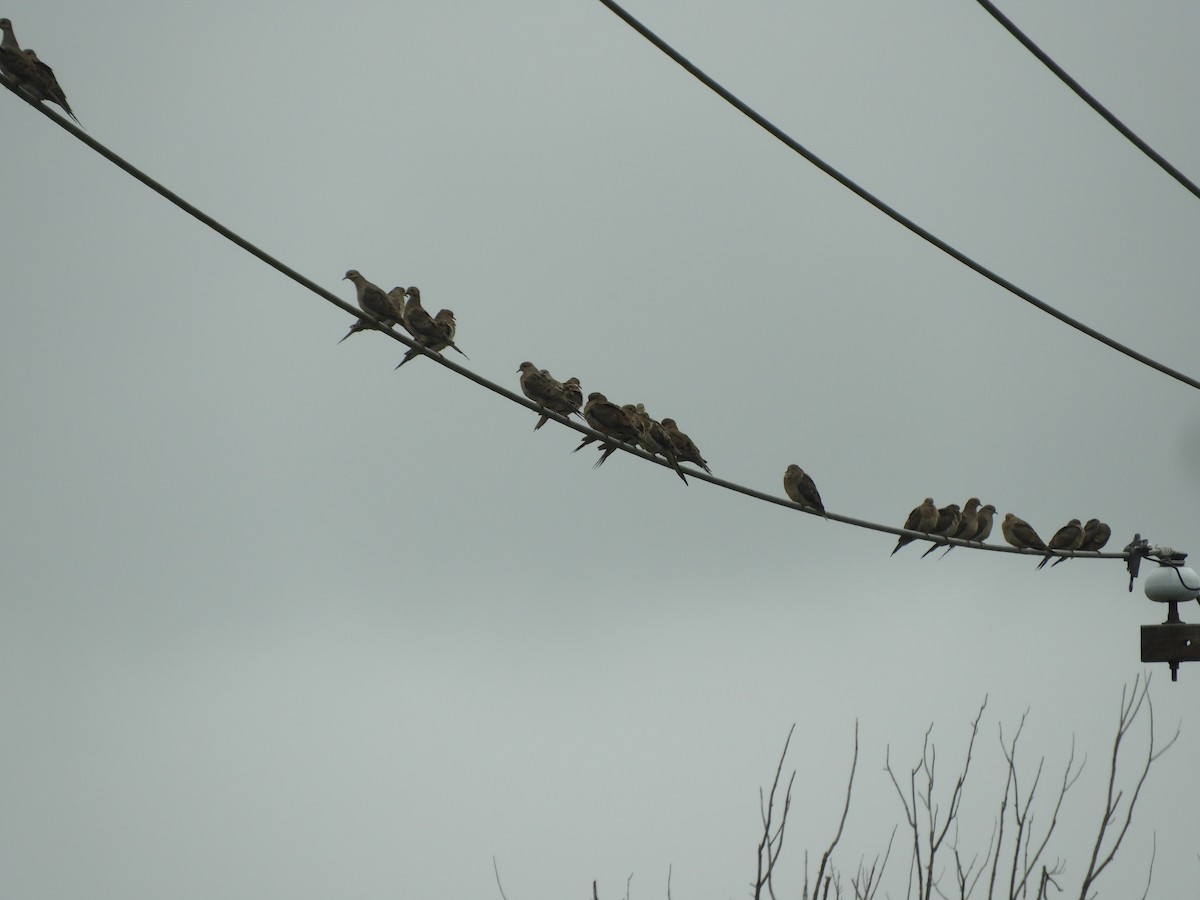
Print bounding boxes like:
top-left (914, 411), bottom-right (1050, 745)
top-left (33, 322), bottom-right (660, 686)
top-left (3, 1), bottom-right (1199, 897)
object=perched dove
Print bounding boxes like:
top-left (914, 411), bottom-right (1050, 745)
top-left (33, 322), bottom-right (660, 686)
top-left (396, 309), bottom-right (457, 369)
top-left (402, 287), bottom-right (468, 360)
top-left (517, 362), bottom-right (565, 424)
top-left (1002, 513), bottom-right (1047, 552)
top-left (659, 418), bottom-right (711, 474)
top-left (1051, 518), bottom-right (1111, 567)
top-left (559, 377), bottom-right (584, 419)
top-left (924, 497), bottom-right (980, 558)
top-left (891, 498), bottom-right (939, 555)
top-left (339, 270), bottom-right (405, 343)
top-left (971, 505), bottom-right (998, 543)
top-left (22, 48), bottom-right (79, 125)
top-left (1038, 518), bottom-right (1085, 570)
top-left (0, 19), bottom-right (38, 89)
top-left (940, 501), bottom-right (995, 558)
top-left (531, 371), bottom-right (584, 430)
top-left (612, 404), bottom-right (686, 483)
top-left (783, 464), bottom-right (826, 518)
top-left (931, 503), bottom-right (961, 540)
top-left (575, 392), bottom-right (639, 458)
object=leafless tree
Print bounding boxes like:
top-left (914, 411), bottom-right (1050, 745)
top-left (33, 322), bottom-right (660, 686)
top-left (501, 679), bottom-right (1174, 900)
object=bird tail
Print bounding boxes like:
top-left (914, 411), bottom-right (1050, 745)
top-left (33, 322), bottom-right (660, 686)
top-left (920, 542), bottom-right (943, 559)
top-left (533, 414), bottom-right (550, 431)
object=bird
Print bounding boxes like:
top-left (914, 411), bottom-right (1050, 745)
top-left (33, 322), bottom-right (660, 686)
top-left (940, 502), bottom-right (996, 558)
top-left (615, 404), bottom-right (687, 484)
top-left (1002, 513), bottom-right (1048, 552)
top-left (660, 418), bottom-right (711, 474)
top-left (1051, 518), bottom-right (1111, 567)
top-left (528, 370), bottom-right (583, 430)
top-left (971, 505), bottom-right (998, 543)
top-left (339, 270), bottom-right (405, 343)
top-left (919, 503), bottom-right (961, 556)
top-left (517, 361), bottom-right (564, 418)
top-left (891, 498), bottom-right (939, 555)
top-left (22, 48), bottom-right (80, 125)
top-left (1037, 518), bottom-right (1085, 569)
top-left (783, 464), bottom-right (826, 518)
top-left (924, 498), bottom-right (980, 558)
top-left (402, 287), bottom-right (468, 360)
top-left (0, 19), bottom-right (39, 91)
top-left (559, 377), bottom-right (584, 419)
top-left (575, 392), bottom-right (640, 460)
top-left (395, 309), bottom-right (457, 369)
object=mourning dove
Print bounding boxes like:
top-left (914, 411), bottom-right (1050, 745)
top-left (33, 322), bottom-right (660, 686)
top-left (402, 287), bottom-right (468, 360)
top-left (659, 418), bottom-right (711, 474)
top-left (1038, 518), bottom-right (1085, 569)
top-left (924, 497), bottom-right (980, 558)
top-left (971, 505), bottom-right (997, 543)
top-left (1051, 518), bottom-right (1113, 566)
top-left (613, 404), bottom-right (686, 483)
top-left (22, 48), bottom-right (79, 125)
top-left (783, 464), bottom-right (826, 517)
top-left (1051, 518), bottom-right (1111, 566)
top-left (338, 270), bottom-right (405, 343)
top-left (940, 501), bottom-right (994, 558)
top-left (395, 309), bottom-right (458, 369)
top-left (575, 392), bottom-right (640, 459)
top-left (0, 19), bottom-right (38, 90)
top-left (927, 502), bottom-right (961, 541)
top-left (891, 498), bottom-right (938, 555)
top-left (529, 371), bottom-right (583, 430)
top-left (1002, 513), bottom-right (1047, 552)
top-left (517, 362), bottom-right (564, 424)
top-left (559, 377), bottom-right (584, 418)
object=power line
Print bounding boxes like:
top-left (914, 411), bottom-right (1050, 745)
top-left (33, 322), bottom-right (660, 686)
top-left (0, 75), bottom-right (1131, 565)
top-left (973, 0), bottom-right (1200, 203)
top-left (593, 0), bottom-right (1200, 394)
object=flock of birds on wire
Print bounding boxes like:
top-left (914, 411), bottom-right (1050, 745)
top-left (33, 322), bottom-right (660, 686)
top-left (337, 269), bottom-right (1111, 567)
top-left (0, 18), bottom-right (1115, 569)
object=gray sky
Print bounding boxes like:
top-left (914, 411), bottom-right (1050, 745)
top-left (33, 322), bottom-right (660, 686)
top-left (3, 1), bottom-right (1199, 897)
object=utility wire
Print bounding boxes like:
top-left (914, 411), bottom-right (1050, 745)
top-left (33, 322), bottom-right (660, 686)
top-left (593, 0), bottom-right (1200, 394)
top-left (974, 0), bottom-right (1200, 203)
top-left (0, 76), bottom-right (1131, 564)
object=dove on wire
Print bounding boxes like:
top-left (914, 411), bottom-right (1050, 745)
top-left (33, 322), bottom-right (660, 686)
top-left (939, 502), bottom-right (996, 557)
top-left (396, 309), bottom-right (458, 369)
top-left (402, 287), bottom-right (468, 360)
top-left (783, 464), bottom-right (826, 518)
top-left (1051, 518), bottom-right (1111, 567)
top-left (918, 502), bottom-right (961, 557)
top-left (613, 404), bottom-right (686, 483)
top-left (1037, 518), bottom-right (1085, 570)
top-left (518, 362), bottom-right (568, 427)
top-left (339, 270), bottom-right (405, 343)
top-left (0, 20), bottom-right (38, 90)
top-left (0, 20), bottom-right (80, 125)
top-left (891, 498), bottom-right (938, 555)
top-left (660, 418), bottom-right (711, 474)
top-left (925, 497), bottom-right (980, 558)
top-left (527, 369), bottom-right (583, 430)
top-left (22, 48), bottom-right (80, 125)
top-left (575, 392), bottom-right (639, 458)
top-left (1002, 513), bottom-right (1048, 552)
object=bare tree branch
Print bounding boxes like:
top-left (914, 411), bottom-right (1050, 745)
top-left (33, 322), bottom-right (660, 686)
top-left (492, 857), bottom-right (511, 900)
top-left (755, 724), bottom-right (797, 900)
top-left (1077, 675), bottom-right (1179, 900)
